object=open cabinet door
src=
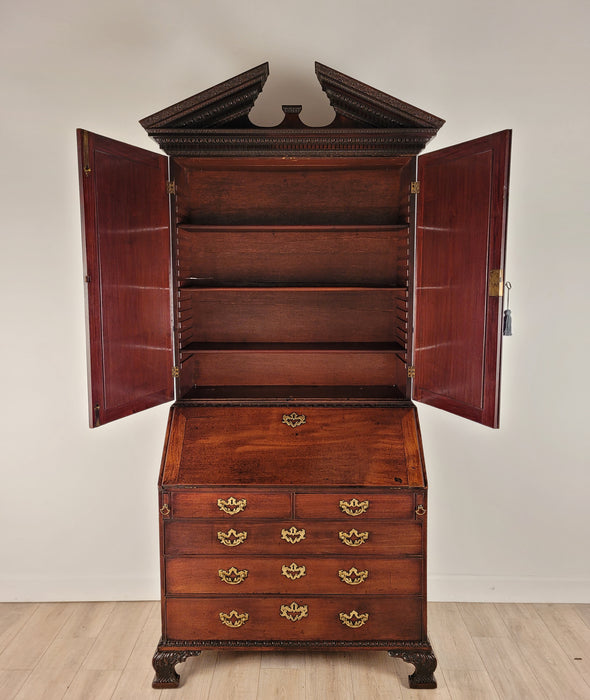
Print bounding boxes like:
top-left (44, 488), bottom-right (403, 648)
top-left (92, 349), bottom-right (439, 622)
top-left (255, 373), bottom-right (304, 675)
top-left (414, 130), bottom-right (511, 428)
top-left (77, 130), bottom-right (173, 427)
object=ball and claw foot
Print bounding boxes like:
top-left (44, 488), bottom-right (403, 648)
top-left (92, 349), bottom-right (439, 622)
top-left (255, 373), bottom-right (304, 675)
top-left (390, 648), bottom-right (437, 689)
top-left (152, 649), bottom-right (201, 689)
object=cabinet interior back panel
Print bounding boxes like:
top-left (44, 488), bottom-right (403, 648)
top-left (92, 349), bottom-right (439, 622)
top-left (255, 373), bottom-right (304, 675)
top-left (172, 158), bottom-right (413, 226)
top-left (177, 226), bottom-right (409, 287)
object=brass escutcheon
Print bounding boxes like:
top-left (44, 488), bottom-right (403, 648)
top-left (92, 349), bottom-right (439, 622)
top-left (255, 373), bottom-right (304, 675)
top-left (219, 610), bottom-right (249, 628)
top-left (280, 602), bottom-right (308, 622)
top-left (281, 562), bottom-right (307, 580)
top-left (281, 526), bottom-right (306, 544)
top-left (338, 567), bottom-right (369, 585)
top-left (282, 412), bottom-right (306, 428)
top-left (217, 528), bottom-right (247, 547)
top-left (338, 529), bottom-right (369, 547)
top-left (339, 610), bottom-right (369, 628)
top-left (218, 567), bottom-right (249, 585)
top-left (339, 498), bottom-right (370, 516)
top-left (217, 496), bottom-right (247, 515)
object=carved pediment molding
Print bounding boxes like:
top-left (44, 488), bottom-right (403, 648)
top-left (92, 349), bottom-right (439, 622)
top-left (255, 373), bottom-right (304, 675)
top-left (140, 62), bottom-right (444, 156)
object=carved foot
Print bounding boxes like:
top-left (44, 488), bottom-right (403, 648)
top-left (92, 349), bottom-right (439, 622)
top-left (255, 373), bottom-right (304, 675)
top-left (152, 648), bottom-right (201, 688)
top-left (389, 647), bottom-right (437, 689)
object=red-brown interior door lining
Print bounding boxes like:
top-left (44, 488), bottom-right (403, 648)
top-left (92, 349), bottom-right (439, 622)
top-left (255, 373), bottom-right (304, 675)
top-left (77, 130), bottom-right (173, 427)
top-left (414, 130), bottom-right (511, 428)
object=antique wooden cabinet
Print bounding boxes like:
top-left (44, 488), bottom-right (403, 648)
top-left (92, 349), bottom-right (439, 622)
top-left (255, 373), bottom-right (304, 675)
top-left (77, 63), bottom-right (511, 690)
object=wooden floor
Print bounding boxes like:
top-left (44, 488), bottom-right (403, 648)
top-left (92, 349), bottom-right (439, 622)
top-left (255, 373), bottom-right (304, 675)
top-left (0, 601), bottom-right (588, 699)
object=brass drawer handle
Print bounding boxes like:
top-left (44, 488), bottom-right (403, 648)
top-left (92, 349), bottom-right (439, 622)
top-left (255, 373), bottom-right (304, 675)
top-left (217, 496), bottom-right (247, 515)
top-left (281, 562), bottom-right (307, 580)
top-left (159, 503), bottom-right (170, 517)
top-left (339, 498), bottom-right (369, 516)
top-left (338, 567), bottom-right (369, 585)
top-left (282, 412), bottom-right (306, 428)
top-left (280, 602), bottom-right (308, 622)
top-left (217, 528), bottom-right (247, 547)
top-left (415, 505), bottom-right (426, 516)
top-left (338, 529), bottom-right (369, 547)
top-left (339, 610), bottom-right (369, 628)
top-left (219, 610), bottom-right (249, 628)
top-left (218, 567), bottom-right (249, 585)
top-left (281, 526), bottom-right (306, 544)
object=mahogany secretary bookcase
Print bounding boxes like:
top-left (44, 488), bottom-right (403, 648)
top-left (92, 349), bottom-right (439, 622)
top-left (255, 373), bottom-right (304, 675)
top-left (77, 63), bottom-right (511, 690)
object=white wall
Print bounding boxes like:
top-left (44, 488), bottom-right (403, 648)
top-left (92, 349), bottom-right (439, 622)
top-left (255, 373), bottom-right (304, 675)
top-left (1, 0), bottom-right (588, 603)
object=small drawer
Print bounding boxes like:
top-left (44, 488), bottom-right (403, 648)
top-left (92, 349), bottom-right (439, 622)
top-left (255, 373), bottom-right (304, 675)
top-left (295, 493), bottom-right (415, 520)
top-left (170, 491), bottom-right (291, 519)
top-left (165, 595), bottom-right (423, 641)
top-left (166, 556), bottom-right (422, 596)
top-left (164, 520), bottom-right (423, 556)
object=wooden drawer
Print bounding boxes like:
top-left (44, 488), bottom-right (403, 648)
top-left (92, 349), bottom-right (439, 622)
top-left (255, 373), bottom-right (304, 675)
top-left (166, 556), bottom-right (422, 596)
top-left (170, 491), bottom-right (291, 519)
top-left (166, 595), bottom-right (422, 641)
top-left (295, 493), bottom-right (414, 520)
top-left (165, 520), bottom-right (423, 556)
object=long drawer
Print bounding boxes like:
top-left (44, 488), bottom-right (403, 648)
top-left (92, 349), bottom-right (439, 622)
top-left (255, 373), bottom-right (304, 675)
top-left (165, 520), bottom-right (422, 556)
top-left (166, 556), bottom-right (422, 595)
top-left (166, 595), bottom-right (422, 641)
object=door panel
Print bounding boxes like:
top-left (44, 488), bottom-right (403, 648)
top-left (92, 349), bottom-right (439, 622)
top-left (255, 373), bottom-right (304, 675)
top-left (414, 131), bottom-right (511, 428)
top-left (77, 130), bottom-right (173, 427)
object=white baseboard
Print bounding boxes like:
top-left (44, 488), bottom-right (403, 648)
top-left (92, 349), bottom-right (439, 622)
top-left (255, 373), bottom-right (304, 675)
top-left (0, 575), bottom-right (160, 602)
top-left (428, 574), bottom-right (590, 603)
top-left (1, 574), bottom-right (588, 604)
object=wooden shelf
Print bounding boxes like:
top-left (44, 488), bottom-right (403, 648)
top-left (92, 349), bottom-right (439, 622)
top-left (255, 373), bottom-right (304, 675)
top-left (177, 224), bottom-right (410, 232)
top-left (179, 385), bottom-right (407, 403)
top-left (179, 284), bottom-right (409, 292)
top-left (180, 341), bottom-right (406, 354)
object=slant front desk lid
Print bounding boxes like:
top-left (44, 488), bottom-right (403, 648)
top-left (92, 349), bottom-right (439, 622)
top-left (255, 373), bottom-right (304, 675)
top-left (160, 406), bottom-right (426, 489)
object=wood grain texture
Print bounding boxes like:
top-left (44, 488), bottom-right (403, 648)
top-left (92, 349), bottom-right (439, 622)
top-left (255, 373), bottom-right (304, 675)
top-left (77, 130), bottom-right (173, 427)
top-left (160, 406), bottom-right (425, 488)
top-left (165, 596), bottom-right (422, 641)
top-left (414, 130), bottom-right (511, 428)
top-left (165, 557), bottom-right (422, 596)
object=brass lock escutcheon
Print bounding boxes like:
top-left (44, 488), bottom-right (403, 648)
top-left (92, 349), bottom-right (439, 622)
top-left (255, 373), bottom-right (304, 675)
top-left (339, 610), bottom-right (369, 628)
top-left (217, 496), bottom-right (247, 515)
top-left (282, 412), bottom-right (306, 428)
top-left (281, 526), bottom-right (306, 544)
top-left (217, 528), bottom-right (248, 547)
top-left (281, 562), bottom-right (307, 580)
top-left (218, 567), bottom-right (249, 585)
top-left (338, 567), bottom-right (369, 586)
top-left (280, 602), bottom-right (308, 622)
top-left (338, 529), bottom-right (369, 547)
top-left (339, 498), bottom-right (370, 516)
top-left (219, 610), bottom-right (249, 628)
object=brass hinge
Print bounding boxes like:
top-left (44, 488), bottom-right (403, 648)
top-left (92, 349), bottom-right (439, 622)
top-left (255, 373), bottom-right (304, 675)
top-left (166, 180), bottom-right (176, 195)
top-left (410, 181), bottom-right (420, 194)
top-left (407, 365), bottom-right (416, 379)
top-left (82, 131), bottom-right (91, 176)
top-left (172, 365), bottom-right (180, 378)
top-left (489, 269), bottom-right (504, 297)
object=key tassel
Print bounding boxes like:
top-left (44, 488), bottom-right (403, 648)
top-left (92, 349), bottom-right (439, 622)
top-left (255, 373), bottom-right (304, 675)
top-left (502, 309), bottom-right (512, 336)
top-left (503, 281), bottom-right (512, 336)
